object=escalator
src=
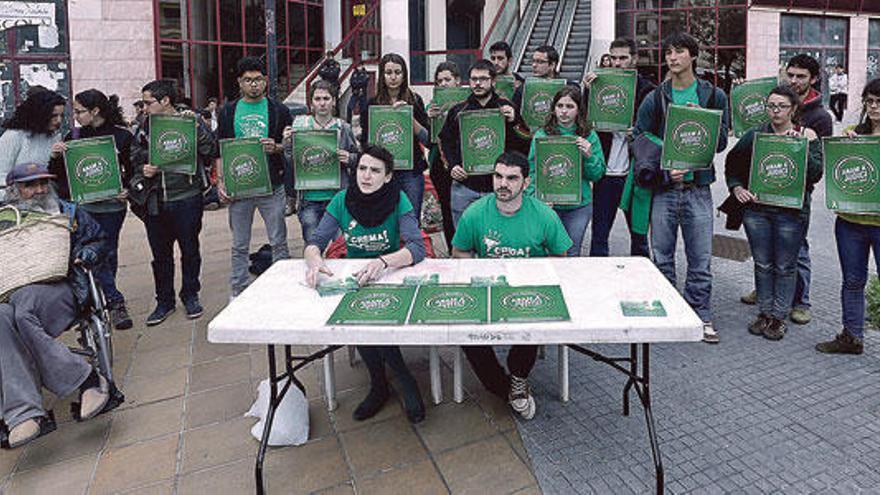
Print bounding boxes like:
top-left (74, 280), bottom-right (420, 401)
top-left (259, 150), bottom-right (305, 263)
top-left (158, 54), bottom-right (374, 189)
top-left (513, 0), bottom-right (564, 76)
top-left (509, 0), bottom-right (592, 80)
top-left (558, 0), bottom-right (591, 81)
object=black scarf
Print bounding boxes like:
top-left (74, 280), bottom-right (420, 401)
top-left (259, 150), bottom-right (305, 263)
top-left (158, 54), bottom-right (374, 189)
top-left (344, 179), bottom-right (400, 228)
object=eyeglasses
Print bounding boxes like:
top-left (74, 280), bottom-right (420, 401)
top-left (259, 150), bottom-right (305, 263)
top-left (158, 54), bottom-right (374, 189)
top-left (766, 103), bottom-right (792, 112)
top-left (532, 58), bottom-right (549, 66)
top-left (73, 108), bottom-right (90, 115)
top-left (470, 76), bottom-right (491, 83)
top-left (241, 77), bottom-right (266, 86)
top-left (864, 98), bottom-right (880, 108)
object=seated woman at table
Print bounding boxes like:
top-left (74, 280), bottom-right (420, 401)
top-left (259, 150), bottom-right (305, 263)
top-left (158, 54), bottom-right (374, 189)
top-left (304, 143), bottom-right (427, 423)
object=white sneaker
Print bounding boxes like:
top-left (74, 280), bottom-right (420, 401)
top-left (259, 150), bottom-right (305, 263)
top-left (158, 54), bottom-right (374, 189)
top-left (702, 322), bottom-right (719, 344)
top-left (508, 376), bottom-right (536, 420)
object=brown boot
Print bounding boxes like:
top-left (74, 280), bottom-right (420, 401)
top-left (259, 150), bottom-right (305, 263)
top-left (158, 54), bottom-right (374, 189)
top-left (748, 314), bottom-right (771, 335)
top-left (763, 317), bottom-right (786, 341)
top-left (816, 331), bottom-right (864, 355)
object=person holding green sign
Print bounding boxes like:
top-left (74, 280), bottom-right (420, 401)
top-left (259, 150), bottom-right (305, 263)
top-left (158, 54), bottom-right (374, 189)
top-left (816, 78), bottom-right (880, 355)
top-left (303, 144), bottom-right (426, 423)
top-left (426, 61), bottom-right (462, 250)
top-left (724, 85), bottom-right (822, 341)
top-left (526, 86), bottom-right (606, 256)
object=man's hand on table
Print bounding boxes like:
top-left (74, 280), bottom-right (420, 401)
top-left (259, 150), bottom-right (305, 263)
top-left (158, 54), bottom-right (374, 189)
top-left (353, 258), bottom-right (386, 286)
top-left (305, 263), bottom-right (333, 288)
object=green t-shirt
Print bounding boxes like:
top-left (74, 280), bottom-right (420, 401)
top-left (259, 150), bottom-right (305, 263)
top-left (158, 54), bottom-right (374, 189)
top-left (672, 80), bottom-right (699, 181)
top-left (234, 98), bottom-right (269, 138)
top-left (325, 189), bottom-right (413, 258)
top-left (452, 195), bottom-right (572, 258)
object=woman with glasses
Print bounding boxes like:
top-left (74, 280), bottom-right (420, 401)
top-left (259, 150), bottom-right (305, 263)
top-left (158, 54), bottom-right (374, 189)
top-left (724, 85), bottom-right (823, 341)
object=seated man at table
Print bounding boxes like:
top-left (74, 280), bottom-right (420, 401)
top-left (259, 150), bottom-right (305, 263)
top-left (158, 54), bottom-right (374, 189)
top-left (451, 151), bottom-right (572, 419)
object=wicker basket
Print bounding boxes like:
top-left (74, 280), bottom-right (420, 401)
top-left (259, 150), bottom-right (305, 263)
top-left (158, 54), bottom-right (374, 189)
top-left (0, 205), bottom-right (71, 302)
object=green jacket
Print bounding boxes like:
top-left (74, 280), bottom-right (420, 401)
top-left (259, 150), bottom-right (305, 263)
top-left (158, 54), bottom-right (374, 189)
top-left (619, 133), bottom-right (662, 235)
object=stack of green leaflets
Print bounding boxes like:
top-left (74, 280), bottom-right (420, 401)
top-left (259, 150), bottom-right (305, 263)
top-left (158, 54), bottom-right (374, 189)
top-left (521, 78), bottom-right (567, 130)
top-left (749, 133), bottom-right (808, 209)
top-left (490, 285), bottom-right (570, 323)
top-left (459, 109), bottom-right (506, 174)
top-left (219, 137), bottom-right (272, 199)
top-left (403, 274), bottom-right (440, 286)
top-left (823, 136), bottom-right (880, 213)
top-left (368, 105), bottom-right (414, 170)
top-left (327, 286), bottom-right (417, 325)
top-left (63, 135), bottom-right (122, 203)
top-left (587, 69), bottom-right (637, 132)
top-left (292, 130), bottom-right (339, 190)
top-left (470, 275), bottom-right (508, 287)
top-left (409, 285), bottom-right (489, 324)
top-left (149, 113), bottom-right (197, 174)
top-left (660, 104), bottom-right (723, 171)
top-left (620, 300), bottom-right (667, 317)
top-left (430, 86), bottom-right (471, 143)
top-left (534, 135), bottom-right (582, 205)
top-left (730, 77), bottom-right (776, 138)
top-left (495, 75), bottom-right (516, 101)
top-left (316, 276), bottom-right (360, 297)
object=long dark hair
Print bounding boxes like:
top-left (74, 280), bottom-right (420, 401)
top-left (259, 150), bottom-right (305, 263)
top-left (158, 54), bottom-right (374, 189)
top-left (3, 90), bottom-right (66, 135)
top-left (375, 53), bottom-right (416, 105)
top-left (543, 86), bottom-right (591, 136)
top-left (855, 78), bottom-right (880, 136)
top-left (75, 89), bottom-right (127, 127)
top-left (768, 84), bottom-right (802, 126)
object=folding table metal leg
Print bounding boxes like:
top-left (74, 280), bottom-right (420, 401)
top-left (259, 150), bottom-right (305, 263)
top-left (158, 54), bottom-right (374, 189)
top-left (323, 352), bottom-right (337, 411)
top-left (429, 347), bottom-right (443, 404)
top-left (347, 345), bottom-right (358, 367)
top-left (558, 345), bottom-right (569, 402)
top-left (453, 347), bottom-right (464, 403)
top-left (255, 345), bottom-right (278, 495)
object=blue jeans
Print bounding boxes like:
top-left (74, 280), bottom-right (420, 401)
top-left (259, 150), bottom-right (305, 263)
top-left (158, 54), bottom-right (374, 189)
top-left (228, 187), bottom-right (290, 296)
top-left (743, 207), bottom-right (806, 320)
top-left (590, 175), bottom-right (650, 257)
top-left (144, 194), bottom-right (204, 307)
top-left (396, 170), bottom-right (424, 227)
top-left (555, 204), bottom-right (592, 257)
top-left (451, 181), bottom-right (490, 227)
top-left (88, 209), bottom-right (126, 306)
top-left (793, 233), bottom-right (811, 309)
top-left (650, 185), bottom-right (714, 322)
top-left (298, 198), bottom-right (331, 246)
top-left (835, 217), bottom-right (880, 340)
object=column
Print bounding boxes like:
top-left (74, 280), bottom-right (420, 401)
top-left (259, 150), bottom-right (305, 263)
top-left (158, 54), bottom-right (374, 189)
top-left (590, 0), bottom-right (614, 70)
top-left (381, 0), bottom-right (409, 60)
top-left (324, 0), bottom-right (343, 52)
top-left (745, 9), bottom-right (781, 79)
top-left (426, 0), bottom-right (447, 80)
top-left (848, 16), bottom-right (869, 112)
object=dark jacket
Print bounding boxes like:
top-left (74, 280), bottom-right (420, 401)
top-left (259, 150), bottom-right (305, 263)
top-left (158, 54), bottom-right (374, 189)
top-left (59, 200), bottom-right (107, 307)
top-left (359, 94), bottom-right (431, 174)
top-left (634, 78), bottom-right (731, 187)
top-left (596, 74), bottom-right (657, 161)
top-left (798, 90), bottom-right (833, 138)
top-left (216, 97), bottom-right (292, 189)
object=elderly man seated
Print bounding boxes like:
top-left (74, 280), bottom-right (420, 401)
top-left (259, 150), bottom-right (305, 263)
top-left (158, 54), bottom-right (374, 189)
top-left (0, 163), bottom-right (110, 448)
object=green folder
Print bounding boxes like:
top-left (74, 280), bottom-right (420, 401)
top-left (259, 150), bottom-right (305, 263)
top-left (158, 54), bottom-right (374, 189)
top-left (368, 105), bottom-right (414, 170)
top-left (730, 76), bottom-right (776, 138)
top-left (64, 135), bottom-right (122, 204)
top-left (220, 137), bottom-right (272, 199)
top-left (495, 75), bottom-right (516, 101)
top-left (534, 135), bottom-right (581, 205)
top-left (620, 300), bottom-right (667, 317)
top-left (459, 109), bottom-right (506, 175)
top-left (292, 130), bottom-right (340, 190)
top-left (587, 69), bottom-right (637, 132)
top-left (430, 86), bottom-right (471, 143)
top-left (149, 113), bottom-right (198, 175)
top-left (823, 136), bottom-right (880, 214)
top-left (490, 285), bottom-right (570, 323)
top-left (749, 133), bottom-right (808, 210)
top-left (660, 104), bottom-right (723, 171)
top-left (327, 286), bottom-right (417, 325)
top-left (409, 285), bottom-right (489, 324)
top-left (521, 77), bottom-right (566, 130)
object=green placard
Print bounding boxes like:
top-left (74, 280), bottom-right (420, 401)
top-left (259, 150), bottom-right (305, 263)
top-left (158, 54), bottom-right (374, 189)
top-left (409, 285), bottom-right (489, 324)
top-left (748, 133), bottom-right (808, 210)
top-left (431, 86), bottom-right (471, 143)
top-left (219, 137), bottom-right (272, 199)
top-left (495, 75), bottom-right (516, 101)
top-left (459, 109), bottom-right (506, 175)
top-left (327, 286), bottom-right (417, 325)
top-left (534, 136), bottom-right (582, 205)
top-left (587, 69), bottom-right (637, 132)
top-left (521, 77), bottom-right (566, 130)
top-left (149, 113), bottom-right (198, 174)
top-left (660, 104), bottom-right (723, 171)
top-left (620, 300), bottom-right (667, 317)
top-left (292, 130), bottom-right (340, 190)
top-left (368, 105), bottom-right (414, 170)
top-left (63, 136), bottom-right (122, 204)
top-left (490, 285), bottom-right (570, 323)
top-left (730, 77), bottom-right (776, 138)
top-left (823, 136), bottom-right (880, 213)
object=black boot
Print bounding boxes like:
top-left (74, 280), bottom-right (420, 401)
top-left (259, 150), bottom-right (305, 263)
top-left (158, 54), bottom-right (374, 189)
top-left (353, 347), bottom-right (389, 421)
top-left (382, 346), bottom-right (425, 424)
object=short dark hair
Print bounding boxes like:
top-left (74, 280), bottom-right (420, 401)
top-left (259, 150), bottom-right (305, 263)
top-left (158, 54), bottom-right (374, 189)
top-left (769, 84), bottom-right (802, 114)
top-left (495, 151), bottom-right (530, 178)
top-left (489, 41), bottom-right (513, 59)
top-left (361, 143), bottom-right (395, 174)
top-left (237, 56), bottom-right (266, 78)
top-left (469, 59), bottom-right (497, 79)
top-left (661, 32), bottom-right (699, 59)
top-left (142, 79), bottom-right (177, 105)
top-left (610, 38), bottom-right (637, 56)
top-left (207, 97), bottom-right (218, 104)
top-left (535, 45), bottom-right (559, 66)
top-left (786, 54), bottom-right (820, 79)
top-left (434, 61), bottom-right (461, 81)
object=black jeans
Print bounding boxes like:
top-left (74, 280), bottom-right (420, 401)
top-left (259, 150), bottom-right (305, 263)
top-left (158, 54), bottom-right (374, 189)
top-left (462, 345), bottom-right (539, 400)
top-left (589, 175), bottom-right (650, 257)
top-left (830, 93), bottom-right (847, 122)
top-left (144, 194), bottom-right (204, 306)
top-left (429, 152), bottom-right (455, 251)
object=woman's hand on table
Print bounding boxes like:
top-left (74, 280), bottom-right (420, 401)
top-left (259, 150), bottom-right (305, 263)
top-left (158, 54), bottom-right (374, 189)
top-left (305, 263), bottom-right (334, 288)
top-left (354, 258), bottom-right (386, 286)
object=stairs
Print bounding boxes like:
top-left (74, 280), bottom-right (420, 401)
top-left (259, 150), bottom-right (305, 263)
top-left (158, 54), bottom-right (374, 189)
top-left (558, 0), bottom-right (591, 81)
top-left (515, 0), bottom-right (563, 76)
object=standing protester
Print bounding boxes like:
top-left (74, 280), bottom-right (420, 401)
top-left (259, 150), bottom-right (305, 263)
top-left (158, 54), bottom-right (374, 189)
top-left (724, 85), bottom-right (822, 341)
top-left (513, 45), bottom-right (564, 111)
top-left (48, 89), bottom-right (135, 330)
top-left (634, 32), bottom-right (730, 343)
top-left (0, 90), bottom-right (65, 201)
top-left (216, 57), bottom-right (292, 299)
top-left (426, 61), bottom-right (461, 251)
top-left (204, 97), bottom-right (219, 132)
top-left (582, 37), bottom-right (655, 257)
top-left (452, 151), bottom-right (572, 420)
top-left (346, 66), bottom-right (370, 124)
top-left (438, 59), bottom-right (530, 225)
top-left (359, 53), bottom-right (431, 223)
top-left (816, 78), bottom-right (880, 355)
top-left (599, 54), bottom-right (613, 68)
top-left (489, 41), bottom-right (524, 85)
top-left (131, 101), bottom-right (147, 131)
top-left (130, 80), bottom-right (218, 325)
top-left (828, 65), bottom-right (848, 123)
top-left (526, 86), bottom-right (606, 256)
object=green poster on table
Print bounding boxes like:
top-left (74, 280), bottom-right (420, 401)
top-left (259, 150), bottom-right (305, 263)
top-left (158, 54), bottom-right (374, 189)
top-left (823, 136), bottom-right (880, 214)
top-left (64, 136), bottom-right (122, 204)
top-left (459, 109), bottom-right (506, 175)
top-left (660, 104), bottom-right (723, 171)
top-left (587, 69), bottom-right (637, 132)
top-left (327, 286), bottom-right (417, 325)
top-left (430, 86), bottom-right (471, 143)
top-left (521, 77), bottom-right (566, 130)
top-left (368, 105), bottom-right (413, 170)
top-left (495, 75), bottom-right (516, 101)
top-left (219, 137), bottom-right (272, 199)
top-left (748, 133), bottom-right (808, 210)
top-left (292, 130), bottom-right (340, 190)
top-left (534, 136), bottom-right (581, 205)
top-left (730, 76), bottom-right (776, 138)
top-left (620, 300), bottom-right (667, 317)
top-left (409, 285), bottom-right (489, 324)
top-left (149, 113), bottom-right (198, 175)
top-left (490, 285), bottom-right (570, 323)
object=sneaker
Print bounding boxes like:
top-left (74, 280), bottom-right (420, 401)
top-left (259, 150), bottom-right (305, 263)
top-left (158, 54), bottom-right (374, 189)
top-left (740, 289), bottom-right (756, 305)
top-left (748, 314), bottom-right (771, 336)
top-left (763, 317), bottom-right (786, 341)
top-left (284, 197), bottom-right (297, 217)
top-left (816, 331), bottom-right (864, 355)
top-left (110, 303), bottom-right (133, 330)
top-left (8, 418), bottom-right (40, 448)
top-left (183, 298), bottom-right (204, 319)
top-left (790, 306), bottom-right (812, 325)
top-left (508, 375), bottom-right (536, 420)
top-left (203, 201), bottom-right (220, 211)
top-left (145, 304), bottom-right (175, 326)
top-left (702, 322), bottom-right (720, 344)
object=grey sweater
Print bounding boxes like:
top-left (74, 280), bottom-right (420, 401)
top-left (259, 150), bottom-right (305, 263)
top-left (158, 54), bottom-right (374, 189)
top-left (0, 129), bottom-right (61, 200)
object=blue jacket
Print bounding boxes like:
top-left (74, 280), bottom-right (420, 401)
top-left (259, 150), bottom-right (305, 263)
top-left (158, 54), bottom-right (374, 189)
top-left (59, 200), bottom-right (107, 307)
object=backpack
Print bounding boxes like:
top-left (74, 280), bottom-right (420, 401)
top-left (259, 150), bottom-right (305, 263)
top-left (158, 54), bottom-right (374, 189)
top-left (318, 58), bottom-right (341, 84)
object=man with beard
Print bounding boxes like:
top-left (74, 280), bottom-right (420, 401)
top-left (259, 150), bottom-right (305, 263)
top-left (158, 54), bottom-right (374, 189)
top-left (0, 163), bottom-right (110, 448)
top-left (451, 151), bottom-right (572, 419)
